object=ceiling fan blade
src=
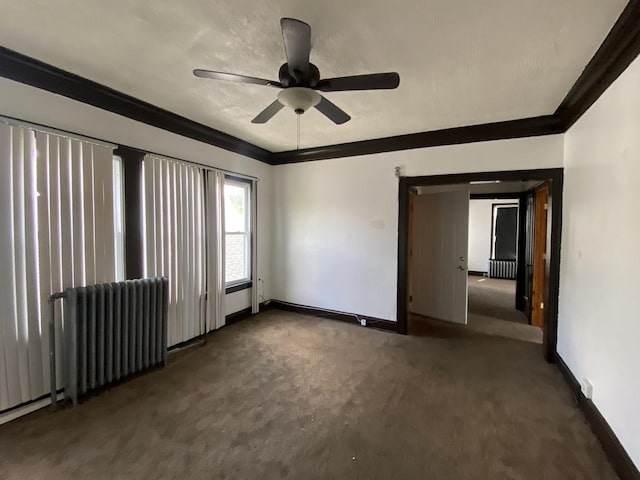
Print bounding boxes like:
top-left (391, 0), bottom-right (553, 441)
top-left (280, 18), bottom-right (311, 78)
top-left (251, 100), bottom-right (285, 124)
top-left (315, 72), bottom-right (400, 92)
top-left (314, 96), bottom-right (351, 125)
top-left (193, 69), bottom-right (282, 88)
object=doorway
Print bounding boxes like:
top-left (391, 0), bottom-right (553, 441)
top-left (398, 169), bottom-right (563, 361)
top-left (466, 192), bottom-right (541, 343)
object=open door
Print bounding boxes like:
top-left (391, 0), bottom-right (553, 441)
top-left (409, 189), bottom-right (469, 325)
top-left (531, 185), bottom-right (549, 328)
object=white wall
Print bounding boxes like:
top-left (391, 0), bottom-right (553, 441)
top-left (5, 52), bottom-right (638, 468)
top-left (225, 289), bottom-right (252, 316)
top-left (273, 135), bottom-right (563, 320)
top-left (468, 199), bottom-right (518, 272)
top-left (0, 77), bottom-right (273, 313)
top-left (558, 55), bottom-right (640, 468)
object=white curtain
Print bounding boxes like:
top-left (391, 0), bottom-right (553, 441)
top-left (0, 122), bottom-right (119, 412)
top-left (205, 170), bottom-right (226, 331)
top-left (250, 180), bottom-right (259, 314)
top-left (142, 155), bottom-right (207, 347)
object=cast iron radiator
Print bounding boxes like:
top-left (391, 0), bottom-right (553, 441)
top-left (488, 260), bottom-right (517, 280)
top-left (49, 277), bottom-right (169, 406)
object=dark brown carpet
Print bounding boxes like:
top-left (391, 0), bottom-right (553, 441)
top-left (0, 310), bottom-right (617, 479)
top-left (468, 276), bottom-right (528, 325)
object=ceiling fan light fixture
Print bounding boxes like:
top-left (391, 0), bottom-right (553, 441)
top-left (194, 18), bottom-right (399, 125)
top-left (278, 87), bottom-right (321, 114)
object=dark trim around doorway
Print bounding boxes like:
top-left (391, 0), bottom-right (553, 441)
top-left (515, 193), bottom-right (529, 313)
top-left (397, 168), bottom-right (563, 362)
top-left (470, 192), bottom-right (523, 200)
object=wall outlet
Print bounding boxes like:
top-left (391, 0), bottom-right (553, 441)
top-left (359, 318), bottom-right (367, 326)
top-left (581, 378), bottom-right (593, 399)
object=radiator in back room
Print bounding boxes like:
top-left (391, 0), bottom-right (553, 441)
top-left (488, 260), bottom-right (517, 280)
top-left (50, 277), bottom-right (168, 406)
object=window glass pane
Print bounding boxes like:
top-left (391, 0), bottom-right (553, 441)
top-left (224, 180), bottom-right (250, 284)
top-left (113, 156), bottom-right (125, 281)
top-left (225, 233), bottom-right (247, 283)
top-left (224, 184), bottom-right (246, 233)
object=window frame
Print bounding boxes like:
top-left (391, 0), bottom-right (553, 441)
top-left (223, 175), bottom-right (252, 293)
top-left (491, 203), bottom-right (519, 261)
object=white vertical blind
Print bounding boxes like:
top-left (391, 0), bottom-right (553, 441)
top-left (143, 155), bottom-right (207, 347)
top-left (0, 123), bottom-right (121, 412)
top-left (0, 120), bottom-right (255, 414)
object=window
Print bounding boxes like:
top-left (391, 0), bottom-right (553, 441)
top-left (113, 156), bottom-right (125, 282)
top-left (0, 122), bottom-right (122, 411)
top-left (491, 204), bottom-right (519, 261)
top-left (224, 178), bottom-right (251, 286)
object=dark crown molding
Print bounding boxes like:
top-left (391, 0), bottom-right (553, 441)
top-left (273, 0), bottom-right (640, 163)
top-left (1, 1), bottom-right (638, 165)
top-left (272, 116), bottom-right (563, 164)
top-left (555, 0), bottom-right (640, 130)
top-left (0, 46), bottom-right (273, 164)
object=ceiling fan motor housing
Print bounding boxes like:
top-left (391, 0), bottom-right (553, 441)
top-left (279, 63), bottom-right (320, 88)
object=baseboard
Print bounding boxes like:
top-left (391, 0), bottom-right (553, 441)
top-left (553, 352), bottom-right (640, 480)
top-left (0, 390), bottom-right (65, 425)
top-left (225, 307), bottom-right (253, 325)
top-left (468, 270), bottom-right (487, 277)
top-left (224, 302), bottom-right (273, 325)
top-left (269, 300), bottom-right (397, 332)
top-left (259, 301), bottom-right (274, 312)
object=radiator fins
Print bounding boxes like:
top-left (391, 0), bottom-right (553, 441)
top-left (62, 277), bottom-right (168, 405)
top-left (488, 260), bottom-right (517, 280)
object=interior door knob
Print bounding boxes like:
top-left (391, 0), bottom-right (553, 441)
top-left (458, 265), bottom-right (465, 271)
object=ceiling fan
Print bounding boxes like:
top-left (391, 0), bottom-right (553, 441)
top-left (193, 17), bottom-right (400, 125)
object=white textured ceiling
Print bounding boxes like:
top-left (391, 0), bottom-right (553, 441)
top-left (0, 0), bottom-right (628, 152)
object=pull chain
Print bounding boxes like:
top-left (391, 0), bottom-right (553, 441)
top-left (297, 113), bottom-right (301, 150)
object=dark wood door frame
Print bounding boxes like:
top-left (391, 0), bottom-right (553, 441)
top-left (397, 168), bottom-right (563, 362)
top-left (515, 193), bottom-right (529, 313)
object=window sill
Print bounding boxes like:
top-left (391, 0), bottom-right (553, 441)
top-left (225, 281), bottom-right (252, 294)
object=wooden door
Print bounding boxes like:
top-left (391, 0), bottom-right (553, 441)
top-left (531, 185), bottom-right (549, 328)
top-left (410, 190), bottom-right (470, 324)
